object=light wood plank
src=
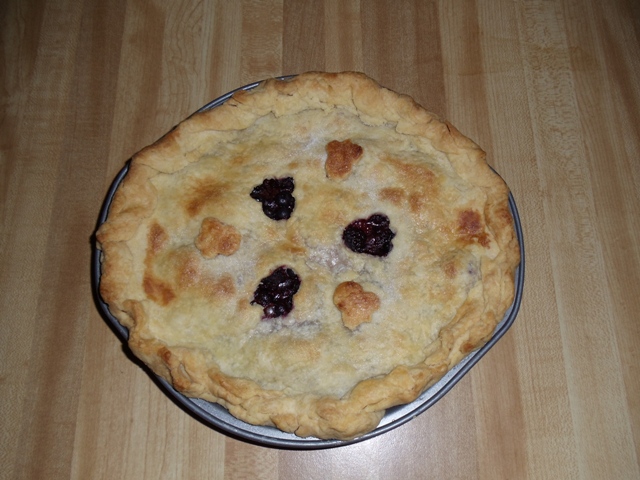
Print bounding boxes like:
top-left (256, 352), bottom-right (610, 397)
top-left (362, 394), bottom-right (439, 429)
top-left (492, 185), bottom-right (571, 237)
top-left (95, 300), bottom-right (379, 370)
top-left (563, 0), bottom-right (640, 463)
top-left (1, 0), bottom-right (85, 478)
top-left (324, 0), bottom-right (363, 72)
top-left (477, 1), bottom-right (581, 477)
top-left (517, 1), bottom-right (639, 477)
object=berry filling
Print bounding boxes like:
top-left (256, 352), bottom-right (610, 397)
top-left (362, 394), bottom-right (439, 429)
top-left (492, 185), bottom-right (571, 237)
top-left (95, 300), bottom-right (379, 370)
top-left (250, 177), bottom-right (296, 220)
top-left (342, 213), bottom-right (395, 257)
top-left (251, 266), bottom-right (301, 318)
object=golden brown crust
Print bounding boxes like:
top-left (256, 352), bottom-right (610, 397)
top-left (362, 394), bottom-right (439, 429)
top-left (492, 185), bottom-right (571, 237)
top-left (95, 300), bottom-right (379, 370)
top-left (325, 139), bottom-right (364, 180)
top-left (96, 71), bottom-right (520, 440)
top-left (195, 217), bottom-right (242, 258)
top-left (333, 281), bottom-right (380, 330)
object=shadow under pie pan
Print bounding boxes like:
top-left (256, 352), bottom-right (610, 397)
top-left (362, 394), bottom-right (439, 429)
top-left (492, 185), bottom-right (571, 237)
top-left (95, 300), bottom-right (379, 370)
top-left (91, 79), bottom-right (525, 450)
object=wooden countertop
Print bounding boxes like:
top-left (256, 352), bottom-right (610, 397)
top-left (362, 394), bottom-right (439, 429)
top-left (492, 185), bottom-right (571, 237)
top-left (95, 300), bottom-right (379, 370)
top-left (2, 0), bottom-right (639, 478)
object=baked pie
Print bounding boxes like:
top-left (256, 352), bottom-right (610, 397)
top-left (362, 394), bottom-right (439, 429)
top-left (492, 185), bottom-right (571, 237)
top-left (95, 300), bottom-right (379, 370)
top-left (96, 72), bottom-right (520, 440)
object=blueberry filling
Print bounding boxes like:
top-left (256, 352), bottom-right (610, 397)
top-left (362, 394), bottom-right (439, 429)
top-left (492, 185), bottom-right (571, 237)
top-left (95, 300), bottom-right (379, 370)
top-left (250, 177), bottom-right (296, 220)
top-left (342, 213), bottom-right (395, 257)
top-left (251, 266), bottom-right (301, 318)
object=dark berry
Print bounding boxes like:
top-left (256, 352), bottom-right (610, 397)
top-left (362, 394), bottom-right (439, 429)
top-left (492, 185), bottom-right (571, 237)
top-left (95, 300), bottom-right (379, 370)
top-left (342, 228), bottom-right (367, 252)
top-left (251, 266), bottom-right (301, 318)
top-left (250, 177), bottom-right (296, 220)
top-left (342, 213), bottom-right (395, 257)
top-left (368, 214), bottom-right (390, 227)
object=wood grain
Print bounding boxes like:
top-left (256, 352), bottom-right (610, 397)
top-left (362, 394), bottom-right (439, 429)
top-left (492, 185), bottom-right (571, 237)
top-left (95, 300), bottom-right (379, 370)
top-left (1, 0), bottom-right (639, 478)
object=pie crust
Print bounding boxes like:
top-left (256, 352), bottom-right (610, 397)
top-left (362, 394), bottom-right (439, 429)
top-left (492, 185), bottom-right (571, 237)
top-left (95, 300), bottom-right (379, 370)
top-left (96, 72), bottom-right (520, 440)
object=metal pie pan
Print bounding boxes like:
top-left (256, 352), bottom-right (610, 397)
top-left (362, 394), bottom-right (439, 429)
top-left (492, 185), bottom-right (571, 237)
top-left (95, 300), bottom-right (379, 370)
top-left (91, 78), bottom-right (525, 449)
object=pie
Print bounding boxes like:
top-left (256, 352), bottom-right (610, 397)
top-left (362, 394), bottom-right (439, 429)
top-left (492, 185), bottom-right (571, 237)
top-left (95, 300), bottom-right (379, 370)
top-left (96, 72), bottom-right (520, 440)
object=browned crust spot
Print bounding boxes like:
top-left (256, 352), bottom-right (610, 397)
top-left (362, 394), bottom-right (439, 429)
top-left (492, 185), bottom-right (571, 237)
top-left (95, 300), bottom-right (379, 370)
top-left (383, 158), bottom-right (438, 215)
top-left (142, 223), bottom-right (175, 305)
top-left (174, 250), bottom-right (237, 298)
top-left (389, 158), bottom-right (436, 185)
top-left (443, 261), bottom-right (457, 279)
top-left (148, 222), bottom-right (168, 254)
top-left (281, 235), bottom-right (307, 255)
top-left (185, 181), bottom-right (227, 217)
top-left (202, 274), bottom-right (236, 298)
top-left (333, 281), bottom-right (380, 331)
top-left (409, 193), bottom-right (427, 214)
top-left (458, 209), bottom-right (490, 248)
top-left (378, 187), bottom-right (406, 205)
top-left (143, 274), bottom-right (175, 305)
top-left (325, 139), bottom-right (364, 180)
top-left (195, 217), bottom-right (242, 258)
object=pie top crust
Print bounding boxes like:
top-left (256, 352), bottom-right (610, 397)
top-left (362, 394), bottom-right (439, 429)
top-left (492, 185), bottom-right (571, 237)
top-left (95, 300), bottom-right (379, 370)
top-left (96, 72), bottom-right (520, 440)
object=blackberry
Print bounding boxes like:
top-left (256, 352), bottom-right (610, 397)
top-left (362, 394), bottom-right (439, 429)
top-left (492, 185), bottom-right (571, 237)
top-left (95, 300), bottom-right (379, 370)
top-left (251, 266), bottom-right (301, 318)
top-left (250, 177), bottom-right (296, 220)
top-left (342, 213), bottom-right (395, 257)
